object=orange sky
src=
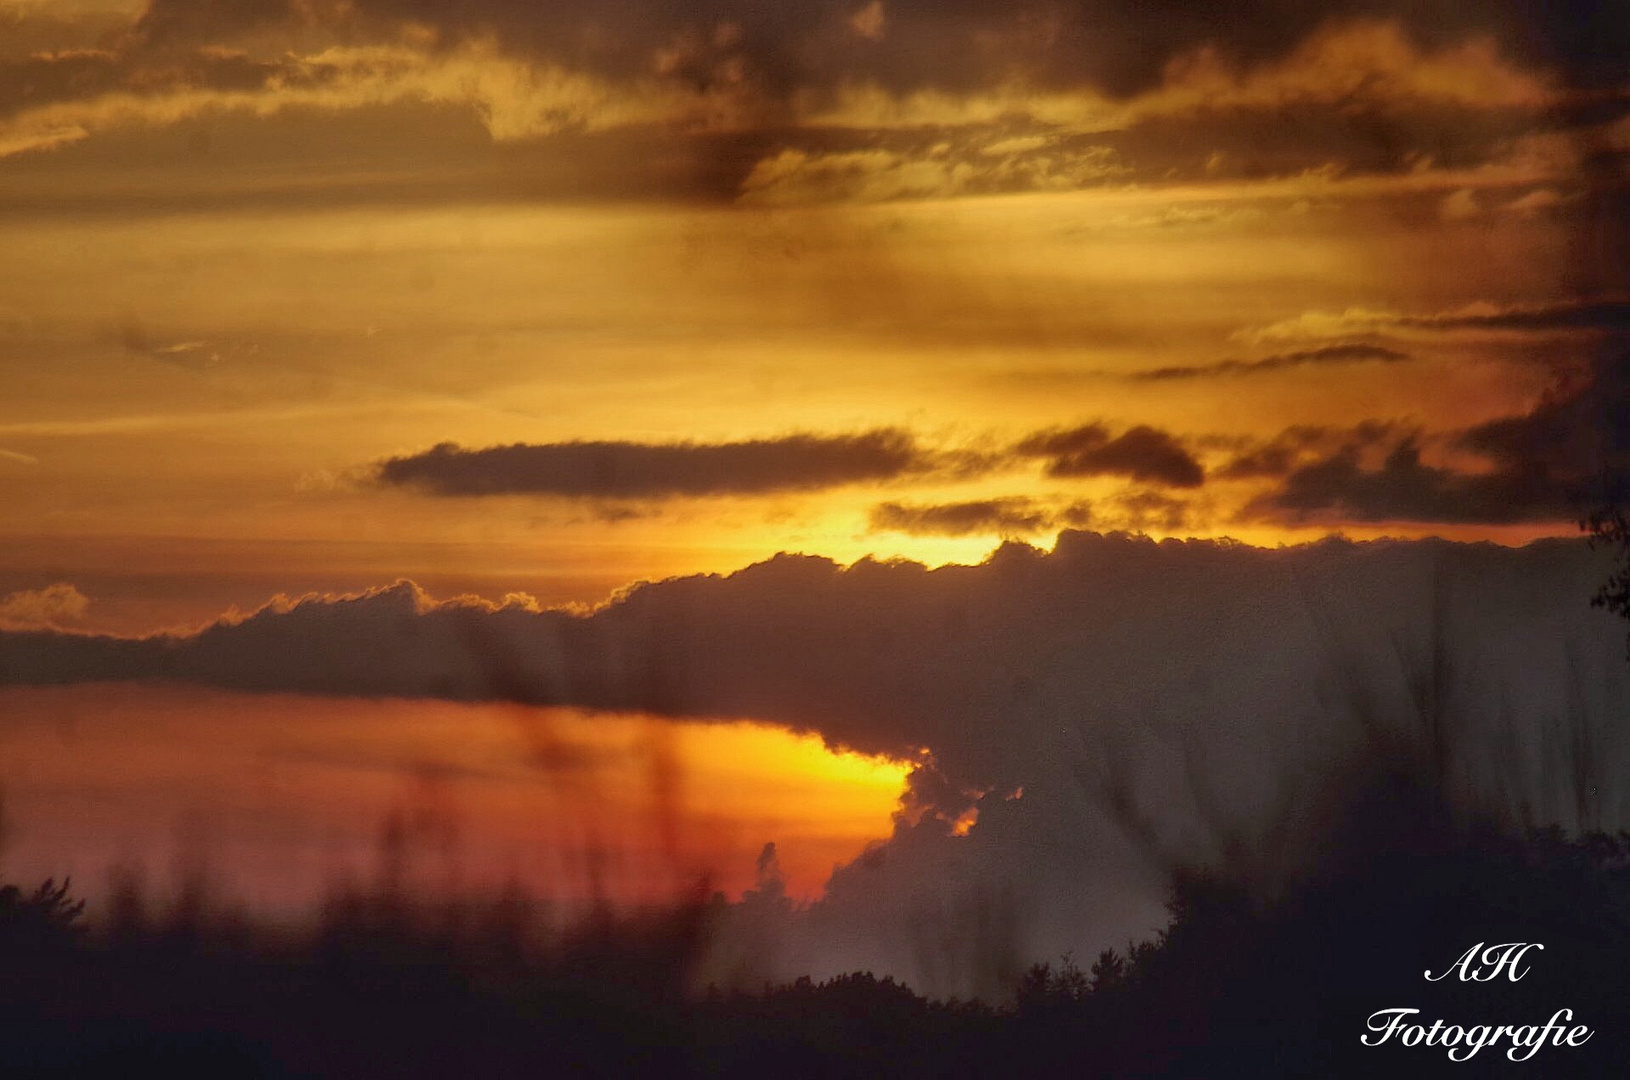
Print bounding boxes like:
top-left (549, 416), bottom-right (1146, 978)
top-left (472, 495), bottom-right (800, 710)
top-left (0, 0), bottom-right (1625, 915)
top-left (0, 191), bottom-right (1595, 632)
top-left (0, 684), bottom-right (911, 909)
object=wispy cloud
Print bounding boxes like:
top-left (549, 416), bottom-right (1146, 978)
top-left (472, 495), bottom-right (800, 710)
top-left (869, 497), bottom-right (1093, 537)
top-left (1240, 296), bottom-right (1630, 344)
top-left (1129, 344), bottom-right (1410, 381)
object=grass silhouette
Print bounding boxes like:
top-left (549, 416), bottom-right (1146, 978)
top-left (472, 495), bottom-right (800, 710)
top-left (1, 786), bottom-right (1625, 1077)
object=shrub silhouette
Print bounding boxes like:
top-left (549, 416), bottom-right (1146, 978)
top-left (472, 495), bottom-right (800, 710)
top-left (0, 877), bottom-right (85, 954)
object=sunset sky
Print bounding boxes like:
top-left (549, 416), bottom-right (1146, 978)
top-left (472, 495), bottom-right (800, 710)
top-left (1, 0), bottom-right (1627, 964)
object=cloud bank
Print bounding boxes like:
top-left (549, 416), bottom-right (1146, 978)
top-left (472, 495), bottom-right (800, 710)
top-left (4, 532), bottom-right (1627, 993)
top-left (4, 533), bottom-right (1627, 993)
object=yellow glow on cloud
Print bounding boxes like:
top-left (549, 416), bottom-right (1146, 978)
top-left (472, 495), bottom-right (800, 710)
top-left (1141, 19), bottom-right (1558, 115)
top-left (801, 19), bottom-right (1560, 134)
top-left (0, 40), bottom-right (737, 160)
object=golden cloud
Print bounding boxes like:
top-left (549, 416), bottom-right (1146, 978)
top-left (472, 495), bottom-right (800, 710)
top-left (0, 40), bottom-right (744, 159)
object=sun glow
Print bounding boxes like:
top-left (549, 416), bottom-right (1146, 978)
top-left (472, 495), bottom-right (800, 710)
top-left (0, 685), bottom-right (913, 913)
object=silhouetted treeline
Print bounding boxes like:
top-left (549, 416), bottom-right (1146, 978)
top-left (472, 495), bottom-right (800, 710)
top-left (1001, 824), bottom-right (1630, 1078)
top-left (2, 801), bottom-right (1626, 1078)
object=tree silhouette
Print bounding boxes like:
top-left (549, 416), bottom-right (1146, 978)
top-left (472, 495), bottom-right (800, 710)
top-left (1584, 497), bottom-right (1630, 657)
top-left (1579, 347), bottom-right (1630, 656)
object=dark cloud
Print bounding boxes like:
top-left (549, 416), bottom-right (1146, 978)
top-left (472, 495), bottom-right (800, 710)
top-left (868, 498), bottom-right (1093, 537)
top-left (375, 430), bottom-right (935, 499)
top-left (0, 626), bottom-right (163, 686)
top-left (1459, 347), bottom-right (1630, 504)
top-left (0, 113), bottom-right (771, 214)
top-left (1245, 351), bottom-right (1630, 523)
top-left (1017, 424), bottom-right (1205, 489)
top-left (1111, 490), bottom-right (1193, 532)
top-left (6, 0), bottom-right (1621, 213)
top-left (1132, 344), bottom-right (1409, 381)
top-left (0, 50), bottom-right (123, 122)
top-left (0, 46), bottom-right (279, 124)
top-left (1108, 103), bottom-right (1589, 187)
top-left (1013, 423), bottom-right (1110, 458)
top-left (0, 8), bottom-right (130, 60)
top-left (1216, 431), bottom-right (1321, 481)
top-left (1216, 421), bottom-right (1397, 480)
top-left (127, 0), bottom-right (1629, 98)
top-left (1395, 295), bottom-right (1630, 334)
top-left (1247, 438), bottom-right (1564, 524)
top-left (133, 0), bottom-right (294, 50)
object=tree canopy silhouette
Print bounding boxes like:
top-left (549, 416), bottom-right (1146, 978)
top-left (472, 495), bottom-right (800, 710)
top-left (1584, 497), bottom-right (1630, 656)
